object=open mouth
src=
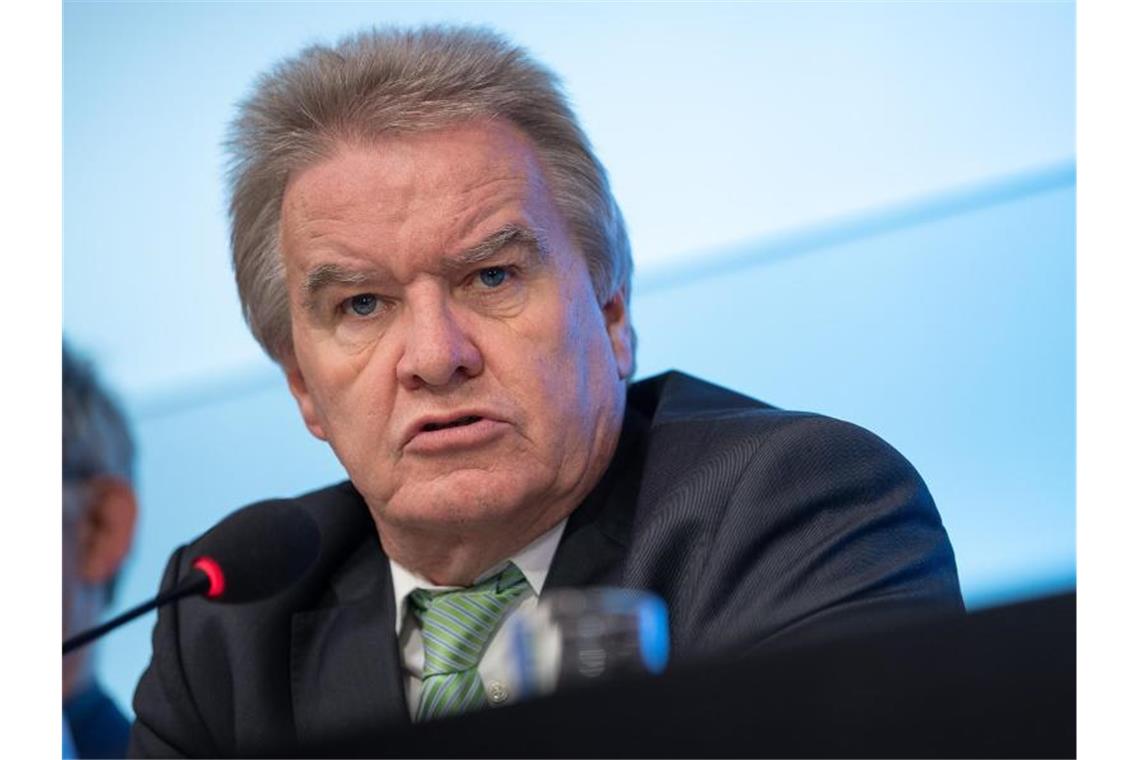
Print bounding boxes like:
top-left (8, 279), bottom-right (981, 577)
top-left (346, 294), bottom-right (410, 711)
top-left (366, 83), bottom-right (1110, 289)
top-left (421, 415), bottom-right (483, 432)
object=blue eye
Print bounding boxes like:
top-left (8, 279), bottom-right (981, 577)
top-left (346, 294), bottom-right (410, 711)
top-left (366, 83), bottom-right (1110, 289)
top-left (347, 294), bottom-right (378, 316)
top-left (478, 267), bottom-right (508, 288)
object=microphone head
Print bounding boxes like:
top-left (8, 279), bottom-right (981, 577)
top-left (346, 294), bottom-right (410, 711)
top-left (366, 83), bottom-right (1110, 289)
top-left (190, 500), bottom-right (321, 604)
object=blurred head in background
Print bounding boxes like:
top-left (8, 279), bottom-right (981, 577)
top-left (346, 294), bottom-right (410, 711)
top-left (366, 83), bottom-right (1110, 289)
top-left (62, 341), bottom-right (138, 700)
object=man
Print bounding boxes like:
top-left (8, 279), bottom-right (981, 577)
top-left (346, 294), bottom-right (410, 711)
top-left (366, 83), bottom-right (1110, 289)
top-left (64, 342), bottom-right (138, 758)
top-left (131, 26), bottom-right (961, 757)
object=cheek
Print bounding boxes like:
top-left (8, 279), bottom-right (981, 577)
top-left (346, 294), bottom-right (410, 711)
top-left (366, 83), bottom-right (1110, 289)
top-left (300, 343), bottom-right (398, 447)
top-left (557, 290), bottom-right (616, 388)
top-left (496, 292), bottom-right (591, 384)
top-left (503, 291), bottom-right (615, 438)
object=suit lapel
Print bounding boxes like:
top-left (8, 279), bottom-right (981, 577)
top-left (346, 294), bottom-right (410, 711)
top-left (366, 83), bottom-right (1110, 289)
top-left (285, 400), bottom-right (655, 750)
top-left (291, 537), bottom-right (409, 754)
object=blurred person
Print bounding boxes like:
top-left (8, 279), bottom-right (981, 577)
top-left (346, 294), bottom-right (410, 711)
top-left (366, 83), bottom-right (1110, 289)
top-left (63, 342), bottom-right (138, 758)
top-left (131, 26), bottom-right (963, 756)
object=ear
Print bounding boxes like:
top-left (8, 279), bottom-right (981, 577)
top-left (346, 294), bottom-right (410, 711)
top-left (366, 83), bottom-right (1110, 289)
top-left (283, 351), bottom-right (329, 441)
top-left (602, 286), bottom-right (634, 380)
top-left (78, 476), bottom-right (137, 587)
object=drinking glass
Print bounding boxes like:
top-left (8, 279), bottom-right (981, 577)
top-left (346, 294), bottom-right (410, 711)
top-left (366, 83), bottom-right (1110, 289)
top-left (509, 587), bottom-right (669, 699)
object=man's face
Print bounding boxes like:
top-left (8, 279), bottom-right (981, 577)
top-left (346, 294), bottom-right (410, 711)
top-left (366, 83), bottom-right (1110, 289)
top-left (279, 120), bottom-right (633, 547)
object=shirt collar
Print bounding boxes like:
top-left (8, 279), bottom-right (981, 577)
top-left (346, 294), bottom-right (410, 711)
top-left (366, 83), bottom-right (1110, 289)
top-left (389, 517), bottom-right (567, 633)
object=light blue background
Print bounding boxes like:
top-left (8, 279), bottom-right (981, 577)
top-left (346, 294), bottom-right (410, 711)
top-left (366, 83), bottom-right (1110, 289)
top-left (63, 1), bottom-right (1075, 716)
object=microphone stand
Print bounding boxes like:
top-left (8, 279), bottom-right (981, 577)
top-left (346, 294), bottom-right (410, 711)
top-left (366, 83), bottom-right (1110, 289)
top-left (63, 573), bottom-right (208, 655)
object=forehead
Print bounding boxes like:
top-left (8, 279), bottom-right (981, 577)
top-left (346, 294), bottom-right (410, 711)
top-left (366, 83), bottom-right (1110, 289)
top-left (280, 121), bottom-right (557, 257)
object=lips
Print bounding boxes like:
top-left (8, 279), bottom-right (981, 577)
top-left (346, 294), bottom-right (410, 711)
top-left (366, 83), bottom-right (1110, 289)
top-left (421, 415), bottom-right (483, 432)
top-left (402, 411), bottom-right (509, 454)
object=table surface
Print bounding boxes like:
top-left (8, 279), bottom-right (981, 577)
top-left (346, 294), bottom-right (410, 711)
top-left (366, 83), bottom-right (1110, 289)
top-left (319, 591), bottom-right (1075, 758)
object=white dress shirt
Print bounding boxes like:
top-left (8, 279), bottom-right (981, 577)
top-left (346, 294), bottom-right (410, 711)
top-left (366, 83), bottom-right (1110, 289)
top-left (389, 518), bottom-right (567, 716)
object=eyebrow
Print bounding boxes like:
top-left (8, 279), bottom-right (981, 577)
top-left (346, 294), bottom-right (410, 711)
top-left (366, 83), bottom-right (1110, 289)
top-left (440, 223), bottom-right (549, 277)
top-left (300, 223), bottom-right (549, 309)
top-left (301, 264), bottom-right (378, 311)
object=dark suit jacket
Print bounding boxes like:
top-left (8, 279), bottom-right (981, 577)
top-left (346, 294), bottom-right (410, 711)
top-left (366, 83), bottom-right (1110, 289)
top-left (130, 371), bottom-right (962, 757)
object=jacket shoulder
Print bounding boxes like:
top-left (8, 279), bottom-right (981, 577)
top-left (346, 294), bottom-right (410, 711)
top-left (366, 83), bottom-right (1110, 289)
top-left (629, 370), bottom-right (778, 422)
top-left (622, 371), bottom-right (962, 656)
top-left (630, 370), bottom-right (907, 483)
top-left (130, 481), bottom-right (382, 757)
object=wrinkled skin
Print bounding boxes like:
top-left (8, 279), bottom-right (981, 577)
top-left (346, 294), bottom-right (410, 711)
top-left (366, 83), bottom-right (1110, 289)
top-left (279, 120), bottom-right (633, 584)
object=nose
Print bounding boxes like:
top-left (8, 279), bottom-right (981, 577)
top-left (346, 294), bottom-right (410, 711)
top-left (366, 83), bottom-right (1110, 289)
top-left (395, 288), bottom-right (484, 390)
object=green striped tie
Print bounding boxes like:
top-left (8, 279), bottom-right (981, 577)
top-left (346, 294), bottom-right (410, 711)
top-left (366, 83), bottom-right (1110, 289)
top-left (409, 563), bottom-right (529, 721)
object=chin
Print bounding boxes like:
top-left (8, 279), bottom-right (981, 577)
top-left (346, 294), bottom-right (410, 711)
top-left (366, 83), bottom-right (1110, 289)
top-left (382, 468), bottom-right (548, 530)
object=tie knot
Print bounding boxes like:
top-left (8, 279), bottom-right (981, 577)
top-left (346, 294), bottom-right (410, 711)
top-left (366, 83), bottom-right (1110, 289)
top-left (410, 563), bottom-right (529, 676)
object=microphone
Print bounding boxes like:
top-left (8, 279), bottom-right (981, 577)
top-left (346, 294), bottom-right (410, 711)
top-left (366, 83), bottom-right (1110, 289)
top-left (63, 500), bottom-right (320, 655)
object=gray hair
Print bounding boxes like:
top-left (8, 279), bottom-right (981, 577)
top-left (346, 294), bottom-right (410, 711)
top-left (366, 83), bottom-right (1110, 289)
top-left (226, 25), bottom-right (633, 364)
top-left (63, 341), bottom-right (135, 484)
